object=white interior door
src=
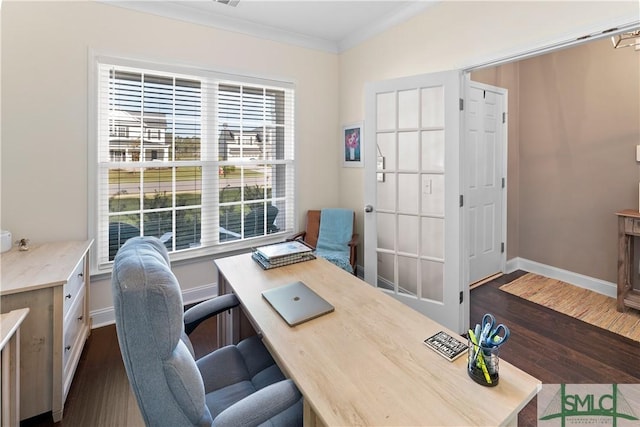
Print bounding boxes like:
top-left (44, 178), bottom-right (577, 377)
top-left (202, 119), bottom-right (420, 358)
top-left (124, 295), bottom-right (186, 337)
top-left (364, 70), bottom-right (466, 334)
top-left (465, 79), bottom-right (507, 284)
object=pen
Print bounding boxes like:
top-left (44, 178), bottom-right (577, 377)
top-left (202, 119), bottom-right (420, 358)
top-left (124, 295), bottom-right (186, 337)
top-left (468, 329), bottom-right (492, 384)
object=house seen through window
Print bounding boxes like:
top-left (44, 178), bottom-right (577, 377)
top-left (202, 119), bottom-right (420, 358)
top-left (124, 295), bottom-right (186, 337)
top-left (96, 59), bottom-right (295, 266)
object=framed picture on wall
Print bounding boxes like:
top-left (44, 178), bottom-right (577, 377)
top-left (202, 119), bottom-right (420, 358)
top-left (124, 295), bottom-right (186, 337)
top-left (342, 122), bottom-right (363, 167)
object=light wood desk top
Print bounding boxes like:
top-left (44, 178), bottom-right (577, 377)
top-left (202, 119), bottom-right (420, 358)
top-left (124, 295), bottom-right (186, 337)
top-left (215, 254), bottom-right (540, 427)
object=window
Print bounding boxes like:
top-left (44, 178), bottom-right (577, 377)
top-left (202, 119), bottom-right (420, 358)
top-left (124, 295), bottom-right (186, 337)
top-left (94, 58), bottom-right (295, 268)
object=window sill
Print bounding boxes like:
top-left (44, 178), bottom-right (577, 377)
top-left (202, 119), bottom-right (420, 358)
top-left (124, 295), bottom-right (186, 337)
top-left (90, 231), bottom-right (290, 282)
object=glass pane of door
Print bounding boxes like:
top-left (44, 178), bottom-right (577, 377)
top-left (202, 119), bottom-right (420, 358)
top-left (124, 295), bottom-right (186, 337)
top-left (374, 84), bottom-right (446, 304)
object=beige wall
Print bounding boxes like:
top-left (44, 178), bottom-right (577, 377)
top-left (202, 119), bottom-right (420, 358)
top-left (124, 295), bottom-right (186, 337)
top-left (1, 1), bottom-right (339, 314)
top-left (339, 1), bottom-right (639, 278)
top-left (518, 39), bottom-right (639, 283)
top-left (473, 38), bottom-right (640, 283)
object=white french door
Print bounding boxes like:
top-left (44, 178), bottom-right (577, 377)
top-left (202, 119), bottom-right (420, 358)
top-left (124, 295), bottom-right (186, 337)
top-left (364, 70), bottom-right (466, 334)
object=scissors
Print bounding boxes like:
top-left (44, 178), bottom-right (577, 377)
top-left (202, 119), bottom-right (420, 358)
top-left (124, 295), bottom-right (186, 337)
top-left (478, 313), bottom-right (510, 347)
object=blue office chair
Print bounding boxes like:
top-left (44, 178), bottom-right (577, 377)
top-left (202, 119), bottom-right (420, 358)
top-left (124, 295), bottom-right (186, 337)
top-left (111, 236), bottom-right (302, 426)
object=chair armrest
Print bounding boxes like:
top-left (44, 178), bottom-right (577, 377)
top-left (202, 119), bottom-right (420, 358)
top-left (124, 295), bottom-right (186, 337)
top-left (348, 233), bottom-right (359, 247)
top-left (212, 379), bottom-right (301, 427)
top-left (183, 293), bottom-right (239, 335)
top-left (287, 231), bottom-right (306, 242)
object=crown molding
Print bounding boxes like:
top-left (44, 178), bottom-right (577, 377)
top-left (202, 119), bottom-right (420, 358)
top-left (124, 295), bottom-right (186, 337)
top-left (99, 1), bottom-right (438, 54)
top-left (114, 0), bottom-right (340, 52)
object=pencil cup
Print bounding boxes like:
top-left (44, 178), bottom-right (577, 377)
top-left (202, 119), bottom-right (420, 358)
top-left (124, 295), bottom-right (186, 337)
top-left (467, 338), bottom-right (499, 387)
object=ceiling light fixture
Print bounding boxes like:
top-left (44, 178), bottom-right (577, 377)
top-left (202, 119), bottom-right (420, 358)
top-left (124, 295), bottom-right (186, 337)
top-left (611, 29), bottom-right (640, 49)
top-left (215, 0), bottom-right (240, 7)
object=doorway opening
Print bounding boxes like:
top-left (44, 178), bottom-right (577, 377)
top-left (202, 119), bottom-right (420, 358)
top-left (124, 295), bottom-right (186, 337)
top-left (465, 24), bottom-right (640, 293)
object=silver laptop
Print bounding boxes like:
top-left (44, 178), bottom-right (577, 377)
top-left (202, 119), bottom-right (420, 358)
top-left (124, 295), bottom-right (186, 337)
top-left (262, 281), bottom-right (334, 326)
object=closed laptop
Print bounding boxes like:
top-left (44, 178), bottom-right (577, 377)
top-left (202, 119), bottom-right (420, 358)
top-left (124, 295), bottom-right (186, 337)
top-left (262, 281), bottom-right (334, 326)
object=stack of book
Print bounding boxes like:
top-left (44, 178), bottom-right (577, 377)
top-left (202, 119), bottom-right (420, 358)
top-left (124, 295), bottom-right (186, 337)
top-left (252, 241), bottom-right (316, 269)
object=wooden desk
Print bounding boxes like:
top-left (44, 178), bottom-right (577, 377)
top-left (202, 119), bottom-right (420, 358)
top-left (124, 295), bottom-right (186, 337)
top-left (616, 209), bottom-right (640, 312)
top-left (215, 254), bottom-right (540, 427)
top-left (1, 240), bottom-right (92, 421)
top-left (0, 308), bottom-right (29, 427)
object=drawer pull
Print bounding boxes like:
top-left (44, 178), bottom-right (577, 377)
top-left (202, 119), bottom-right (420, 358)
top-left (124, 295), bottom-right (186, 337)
top-left (65, 293), bottom-right (72, 299)
top-left (78, 272), bottom-right (84, 278)
top-left (65, 345), bottom-right (71, 352)
top-left (77, 315), bottom-right (84, 321)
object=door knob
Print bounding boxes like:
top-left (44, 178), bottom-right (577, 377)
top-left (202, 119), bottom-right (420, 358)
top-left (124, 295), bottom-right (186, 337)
top-left (365, 205), bottom-right (373, 213)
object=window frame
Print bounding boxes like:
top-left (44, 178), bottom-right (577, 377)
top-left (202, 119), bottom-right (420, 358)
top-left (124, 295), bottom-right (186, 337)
top-left (88, 53), bottom-right (296, 274)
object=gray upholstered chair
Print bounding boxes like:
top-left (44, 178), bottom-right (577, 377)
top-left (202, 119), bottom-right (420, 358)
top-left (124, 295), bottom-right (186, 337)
top-left (111, 236), bottom-right (303, 427)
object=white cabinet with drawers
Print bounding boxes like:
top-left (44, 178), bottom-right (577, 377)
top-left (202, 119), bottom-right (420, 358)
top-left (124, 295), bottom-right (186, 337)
top-left (0, 240), bottom-right (93, 422)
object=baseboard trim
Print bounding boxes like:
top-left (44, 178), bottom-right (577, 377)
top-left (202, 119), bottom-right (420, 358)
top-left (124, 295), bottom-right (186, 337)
top-left (505, 257), bottom-right (616, 299)
top-left (182, 283), bottom-right (219, 306)
top-left (505, 257), bottom-right (520, 274)
top-left (92, 261), bottom-right (615, 326)
top-left (90, 283), bottom-right (218, 329)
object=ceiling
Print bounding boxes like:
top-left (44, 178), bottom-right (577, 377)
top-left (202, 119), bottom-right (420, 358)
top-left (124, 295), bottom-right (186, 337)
top-left (103, 1), bottom-right (439, 53)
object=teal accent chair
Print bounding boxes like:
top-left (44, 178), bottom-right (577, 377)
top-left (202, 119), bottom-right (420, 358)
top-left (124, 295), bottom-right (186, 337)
top-left (289, 209), bottom-right (358, 274)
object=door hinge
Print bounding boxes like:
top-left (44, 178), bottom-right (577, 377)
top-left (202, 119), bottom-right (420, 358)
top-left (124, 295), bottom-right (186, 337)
top-left (459, 98), bottom-right (464, 111)
top-left (459, 291), bottom-right (464, 304)
top-left (502, 177), bottom-right (505, 188)
top-left (459, 194), bottom-right (464, 207)
top-left (501, 242), bottom-right (505, 253)
top-left (502, 112), bottom-right (506, 123)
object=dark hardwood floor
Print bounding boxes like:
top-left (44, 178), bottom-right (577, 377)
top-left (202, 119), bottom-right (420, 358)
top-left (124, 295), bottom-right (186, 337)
top-left (471, 271), bottom-right (640, 426)
top-left (22, 270), bottom-right (640, 426)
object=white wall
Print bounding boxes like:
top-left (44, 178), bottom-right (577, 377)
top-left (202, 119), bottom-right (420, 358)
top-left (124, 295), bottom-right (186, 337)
top-left (338, 0), bottom-right (639, 265)
top-left (1, 1), bottom-right (339, 320)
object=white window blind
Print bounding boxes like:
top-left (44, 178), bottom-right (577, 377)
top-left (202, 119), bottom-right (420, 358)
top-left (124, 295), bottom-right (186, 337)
top-left (95, 59), bottom-right (295, 268)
